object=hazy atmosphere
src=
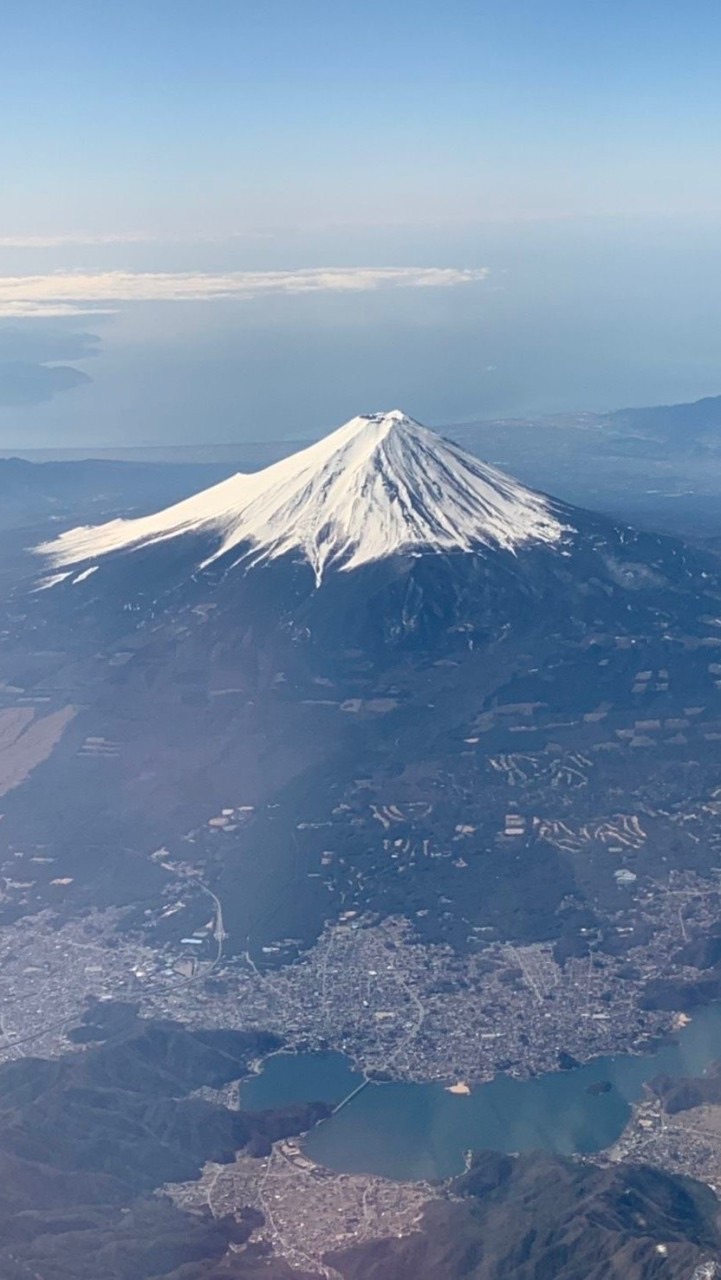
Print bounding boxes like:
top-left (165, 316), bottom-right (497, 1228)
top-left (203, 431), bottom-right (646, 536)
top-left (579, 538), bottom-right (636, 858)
top-left (3, 0), bottom-right (721, 446)
top-left (7, 6), bottom-right (721, 1280)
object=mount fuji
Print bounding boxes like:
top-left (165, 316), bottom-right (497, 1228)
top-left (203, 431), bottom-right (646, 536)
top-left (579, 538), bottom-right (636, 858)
top-left (38, 411), bottom-right (570, 587)
top-left (31, 409), bottom-right (716, 663)
top-left (11, 405), bottom-right (721, 976)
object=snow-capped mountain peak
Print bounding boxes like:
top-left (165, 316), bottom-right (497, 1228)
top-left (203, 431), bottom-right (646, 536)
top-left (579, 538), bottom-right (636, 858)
top-left (37, 411), bottom-right (571, 586)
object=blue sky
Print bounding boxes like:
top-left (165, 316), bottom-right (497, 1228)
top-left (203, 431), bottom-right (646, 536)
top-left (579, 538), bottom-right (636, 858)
top-left (4, 0), bottom-right (721, 236)
top-left (1, 0), bottom-right (721, 445)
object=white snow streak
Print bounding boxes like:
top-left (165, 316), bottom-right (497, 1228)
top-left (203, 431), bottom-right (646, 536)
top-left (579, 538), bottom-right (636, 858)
top-left (71, 565), bottom-right (98, 584)
top-left (33, 571), bottom-right (73, 591)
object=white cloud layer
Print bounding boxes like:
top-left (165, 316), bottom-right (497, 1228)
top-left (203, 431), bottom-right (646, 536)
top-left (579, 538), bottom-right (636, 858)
top-left (0, 233), bottom-right (164, 248)
top-left (0, 266), bottom-right (488, 318)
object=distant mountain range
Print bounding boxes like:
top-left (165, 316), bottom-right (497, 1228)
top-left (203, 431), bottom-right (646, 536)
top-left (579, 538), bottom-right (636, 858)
top-left (0, 455), bottom-right (236, 532)
top-left (609, 393), bottom-right (721, 449)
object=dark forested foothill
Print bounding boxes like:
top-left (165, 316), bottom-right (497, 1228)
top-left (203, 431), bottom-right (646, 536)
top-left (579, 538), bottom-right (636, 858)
top-left (0, 1004), bottom-right (328, 1280)
top-left (650, 1060), bottom-right (721, 1115)
top-left (329, 1152), bottom-right (721, 1280)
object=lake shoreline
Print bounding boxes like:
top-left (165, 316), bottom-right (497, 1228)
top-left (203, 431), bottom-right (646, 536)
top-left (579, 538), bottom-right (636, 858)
top-left (240, 1003), bottom-right (721, 1182)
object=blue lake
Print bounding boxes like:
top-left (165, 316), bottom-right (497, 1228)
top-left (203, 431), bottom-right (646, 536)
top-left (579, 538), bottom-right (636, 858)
top-left (241, 1003), bottom-right (721, 1181)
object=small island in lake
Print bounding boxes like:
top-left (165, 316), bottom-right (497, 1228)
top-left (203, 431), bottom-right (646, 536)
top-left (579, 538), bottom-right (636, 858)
top-left (586, 1080), bottom-right (613, 1097)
